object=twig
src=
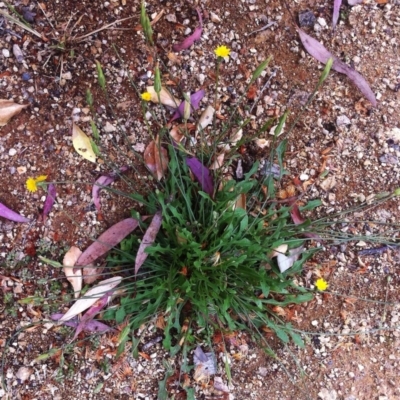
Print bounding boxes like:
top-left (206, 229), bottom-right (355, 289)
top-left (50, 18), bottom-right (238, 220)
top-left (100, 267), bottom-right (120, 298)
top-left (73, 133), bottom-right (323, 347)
top-left (358, 245), bottom-right (397, 256)
top-left (73, 16), bottom-right (134, 42)
top-left (247, 21), bottom-right (276, 36)
top-left (249, 68), bottom-right (277, 114)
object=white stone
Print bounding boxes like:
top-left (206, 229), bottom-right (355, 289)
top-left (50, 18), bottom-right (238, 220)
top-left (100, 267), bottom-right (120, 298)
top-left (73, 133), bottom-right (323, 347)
top-left (8, 148), bottom-right (17, 156)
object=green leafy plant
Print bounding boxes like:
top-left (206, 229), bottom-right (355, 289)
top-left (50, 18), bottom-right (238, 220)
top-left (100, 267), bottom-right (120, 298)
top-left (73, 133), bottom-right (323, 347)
top-left (104, 144), bottom-right (319, 353)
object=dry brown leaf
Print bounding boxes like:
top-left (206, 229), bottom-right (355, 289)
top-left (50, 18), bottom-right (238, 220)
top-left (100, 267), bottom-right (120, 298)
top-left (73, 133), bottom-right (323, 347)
top-left (144, 136), bottom-right (169, 180)
top-left (319, 175), bottom-right (336, 191)
top-left (209, 153), bottom-right (225, 170)
top-left (235, 193), bottom-right (246, 210)
top-left (167, 52), bottom-right (181, 65)
top-left (63, 246), bottom-right (83, 298)
top-left (146, 86), bottom-right (180, 108)
top-left (196, 105), bottom-right (215, 133)
top-left (271, 306), bottom-right (287, 317)
top-left (72, 123), bottom-right (97, 163)
top-left (0, 99), bottom-right (28, 126)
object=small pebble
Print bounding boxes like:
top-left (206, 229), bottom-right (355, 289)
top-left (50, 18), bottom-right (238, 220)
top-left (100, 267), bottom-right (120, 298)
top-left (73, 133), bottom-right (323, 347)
top-left (22, 72), bottom-right (31, 81)
top-left (337, 115), bottom-right (351, 126)
top-left (9, 148), bottom-right (17, 156)
top-left (300, 173), bottom-right (309, 181)
top-left (298, 10), bottom-right (316, 27)
top-left (2, 49), bottom-right (10, 58)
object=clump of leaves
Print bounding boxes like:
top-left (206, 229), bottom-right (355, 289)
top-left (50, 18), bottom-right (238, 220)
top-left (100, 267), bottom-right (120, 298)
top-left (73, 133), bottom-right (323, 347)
top-left (104, 143), bottom-right (317, 353)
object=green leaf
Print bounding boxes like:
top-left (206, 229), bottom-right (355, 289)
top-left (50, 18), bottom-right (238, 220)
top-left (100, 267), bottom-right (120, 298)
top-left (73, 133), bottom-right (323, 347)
top-left (90, 139), bottom-right (100, 156)
top-left (90, 120), bottom-right (100, 140)
top-left (118, 324), bottom-right (131, 345)
top-left (38, 256), bottom-right (62, 268)
top-left (250, 56), bottom-right (272, 84)
top-left (273, 110), bottom-right (289, 137)
top-left (115, 306), bottom-right (126, 323)
top-left (289, 330), bottom-right (305, 348)
top-left (274, 326), bottom-right (289, 343)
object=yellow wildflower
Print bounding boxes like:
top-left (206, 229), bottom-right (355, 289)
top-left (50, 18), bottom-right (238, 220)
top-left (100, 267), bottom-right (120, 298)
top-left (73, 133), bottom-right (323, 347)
top-left (315, 278), bottom-right (329, 291)
top-left (36, 175), bottom-right (48, 183)
top-left (214, 45), bottom-right (231, 58)
top-left (26, 175), bottom-right (48, 193)
top-left (26, 177), bottom-right (38, 192)
top-left (141, 92), bottom-right (152, 101)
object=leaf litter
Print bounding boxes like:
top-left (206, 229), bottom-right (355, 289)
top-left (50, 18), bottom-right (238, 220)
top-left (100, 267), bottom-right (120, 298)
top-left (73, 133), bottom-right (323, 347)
top-left (297, 28), bottom-right (377, 106)
top-left (0, 99), bottom-right (28, 126)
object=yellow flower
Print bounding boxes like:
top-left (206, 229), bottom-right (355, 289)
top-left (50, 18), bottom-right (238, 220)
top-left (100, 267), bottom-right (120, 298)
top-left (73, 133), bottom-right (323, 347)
top-left (26, 177), bottom-right (38, 192)
top-left (26, 175), bottom-right (48, 193)
top-left (214, 45), bottom-right (231, 58)
top-left (315, 278), bottom-right (329, 291)
top-left (141, 92), bottom-right (152, 101)
top-left (36, 175), bottom-right (47, 183)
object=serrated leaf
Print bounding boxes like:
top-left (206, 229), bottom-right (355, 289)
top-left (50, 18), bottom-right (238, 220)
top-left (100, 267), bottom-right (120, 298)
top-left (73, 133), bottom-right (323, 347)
top-left (72, 123), bottom-right (97, 163)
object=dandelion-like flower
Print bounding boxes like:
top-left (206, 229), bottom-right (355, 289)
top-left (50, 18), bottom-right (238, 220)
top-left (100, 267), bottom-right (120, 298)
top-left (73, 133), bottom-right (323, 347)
top-left (141, 92), bottom-right (152, 101)
top-left (214, 45), bottom-right (231, 58)
top-left (315, 278), bottom-right (329, 291)
top-left (26, 175), bottom-right (47, 193)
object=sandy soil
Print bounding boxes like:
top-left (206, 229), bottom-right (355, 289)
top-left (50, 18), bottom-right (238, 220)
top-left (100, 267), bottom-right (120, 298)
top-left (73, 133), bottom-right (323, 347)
top-left (1, 0), bottom-right (400, 399)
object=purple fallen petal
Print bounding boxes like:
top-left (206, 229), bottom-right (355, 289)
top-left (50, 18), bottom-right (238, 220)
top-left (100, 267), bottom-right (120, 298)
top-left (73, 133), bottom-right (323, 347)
top-left (0, 202), bottom-right (30, 223)
top-left (43, 184), bottom-right (57, 217)
top-left (332, 0), bottom-right (342, 29)
top-left (172, 8), bottom-right (203, 52)
top-left (186, 157), bottom-right (214, 196)
top-left (92, 166), bottom-right (129, 212)
top-left (170, 89), bottom-right (206, 121)
top-left (297, 28), bottom-right (377, 106)
top-left (135, 211), bottom-right (162, 276)
top-left (76, 217), bottom-right (141, 266)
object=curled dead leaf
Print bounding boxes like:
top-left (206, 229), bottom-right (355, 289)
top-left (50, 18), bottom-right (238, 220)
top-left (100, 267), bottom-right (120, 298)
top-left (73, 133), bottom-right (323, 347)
top-left (72, 123), bottom-right (97, 163)
top-left (196, 105), bottom-right (215, 133)
top-left (0, 99), bottom-right (28, 127)
top-left (209, 153), bottom-right (225, 170)
top-left (144, 136), bottom-right (169, 180)
top-left (63, 246), bottom-right (83, 298)
top-left (146, 86), bottom-right (180, 108)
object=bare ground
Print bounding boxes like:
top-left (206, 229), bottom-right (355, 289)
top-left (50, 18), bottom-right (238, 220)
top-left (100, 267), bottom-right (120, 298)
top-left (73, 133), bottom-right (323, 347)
top-left (1, 0), bottom-right (400, 399)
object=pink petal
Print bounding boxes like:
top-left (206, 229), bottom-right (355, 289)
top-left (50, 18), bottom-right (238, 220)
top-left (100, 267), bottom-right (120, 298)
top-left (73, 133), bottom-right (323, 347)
top-left (76, 217), bottom-right (141, 266)
top-left (332, 0), bottom-right (342, 29)
top-left (186, 157), bottom-right (214, 196)
top-left (135, 211), bottom-right (162, 276)
top-left (297, 28), bottom-right (377, 107)
top-left (92, 166), bottom-right (129, 212)
top-left (0, 202), bottom-right (30, 223)
top-left (170, 89), bottom-right (205, 122)
top-left (172, 8), bottom-right (203, 52)
top-left (43, 184), bottom-right (57, 217)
